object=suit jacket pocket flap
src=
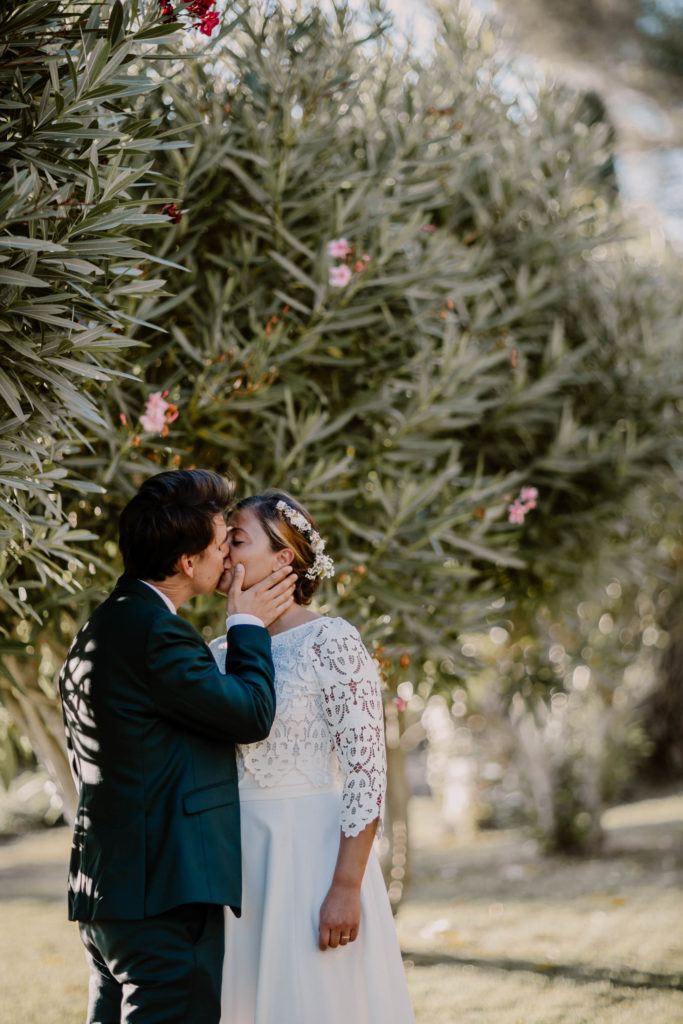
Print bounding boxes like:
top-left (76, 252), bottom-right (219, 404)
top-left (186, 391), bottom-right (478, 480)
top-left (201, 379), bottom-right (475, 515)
top-left (183, 780), bottom-right (237, 815)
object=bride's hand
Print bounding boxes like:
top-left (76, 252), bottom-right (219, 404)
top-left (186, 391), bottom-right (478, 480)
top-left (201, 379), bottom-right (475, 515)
top-left (222, 563), bottom-right (296, 625)
top-left (318, 881), bottom-right (361, 951)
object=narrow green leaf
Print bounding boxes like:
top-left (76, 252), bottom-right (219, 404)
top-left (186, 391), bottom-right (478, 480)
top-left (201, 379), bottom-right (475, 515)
top-left (107, 0), bottom-right (124, 43)
top-left (0, 370), bottom-right (24, 417)
top-left (0, 268), bottom-right (50, 288)
top-left (0, 237), bottom-right (67, 253)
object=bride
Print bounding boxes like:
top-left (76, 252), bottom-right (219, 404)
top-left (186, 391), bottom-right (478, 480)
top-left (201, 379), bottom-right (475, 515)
top-left (210, 490), bottom-right (415, 1024)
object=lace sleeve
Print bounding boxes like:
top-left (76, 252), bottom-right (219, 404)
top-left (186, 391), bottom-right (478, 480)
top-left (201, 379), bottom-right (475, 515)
top-left (312, 619), bottom-right (387, 838)
top-left (209, 635), bottom-right (227, 671)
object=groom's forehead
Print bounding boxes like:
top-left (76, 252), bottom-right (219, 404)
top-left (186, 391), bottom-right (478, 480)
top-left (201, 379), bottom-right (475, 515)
top-left (209, 512), bottom-right (228, 542)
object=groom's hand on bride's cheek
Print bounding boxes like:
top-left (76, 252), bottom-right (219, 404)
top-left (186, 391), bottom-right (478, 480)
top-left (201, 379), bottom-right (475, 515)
top-left (216, 566), bottom-right (234, 595)
top-left (226, 564), bottom-right (296, 624)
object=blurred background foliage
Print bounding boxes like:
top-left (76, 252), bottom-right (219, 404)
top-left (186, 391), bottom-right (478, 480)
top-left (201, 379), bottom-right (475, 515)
top-left (494, 0), bottom-right (683, 98)
top-left (0, 0), bottom-right (681, 864)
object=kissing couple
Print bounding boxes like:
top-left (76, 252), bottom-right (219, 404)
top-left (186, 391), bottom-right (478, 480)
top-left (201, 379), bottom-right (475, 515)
top-left (59, 468), bottom-right (415, 1023)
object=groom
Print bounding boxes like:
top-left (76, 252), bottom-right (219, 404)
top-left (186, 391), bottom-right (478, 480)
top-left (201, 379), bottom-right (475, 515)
top-left (59, 469), bottom-right (294, 1024)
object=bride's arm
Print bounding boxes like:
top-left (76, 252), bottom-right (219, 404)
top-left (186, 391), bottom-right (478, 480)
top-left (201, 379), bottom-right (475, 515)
top-left (318, 818), bottom-right (378, 950)
top-left (315, 619), bottom-right (387, 950)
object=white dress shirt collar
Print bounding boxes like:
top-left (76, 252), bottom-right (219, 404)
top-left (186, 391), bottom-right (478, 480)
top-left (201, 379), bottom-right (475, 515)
top-left (139, 580), bottom-right (176, 615)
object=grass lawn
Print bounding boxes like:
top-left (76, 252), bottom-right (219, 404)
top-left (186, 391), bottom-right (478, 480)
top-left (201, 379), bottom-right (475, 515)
top-left (1, 790), bottom-right (682, 1022)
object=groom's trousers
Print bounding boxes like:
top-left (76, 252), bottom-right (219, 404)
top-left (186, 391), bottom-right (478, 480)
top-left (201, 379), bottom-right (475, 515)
top-left (79, 902), bottom-right (224, 1024)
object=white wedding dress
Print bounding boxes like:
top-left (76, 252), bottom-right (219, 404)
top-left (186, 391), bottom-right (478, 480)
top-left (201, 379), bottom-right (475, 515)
top-left (210, 616), bottom-right (415, 1024)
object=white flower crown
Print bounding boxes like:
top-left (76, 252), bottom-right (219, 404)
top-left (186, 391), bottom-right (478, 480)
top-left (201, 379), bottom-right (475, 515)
top-left (275, 500), bottom-right (335, 580)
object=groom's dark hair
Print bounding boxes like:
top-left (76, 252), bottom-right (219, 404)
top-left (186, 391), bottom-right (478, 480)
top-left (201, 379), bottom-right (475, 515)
top-left (118, 469), bottom-right (234, 580)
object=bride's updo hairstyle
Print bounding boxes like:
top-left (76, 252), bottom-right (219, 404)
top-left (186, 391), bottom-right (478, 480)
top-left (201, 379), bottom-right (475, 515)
top-left (234, 490), bottom-right (330, 605)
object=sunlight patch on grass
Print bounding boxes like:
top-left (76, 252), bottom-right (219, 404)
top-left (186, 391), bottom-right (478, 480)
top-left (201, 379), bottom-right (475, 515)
top-left (0, 901), bottom-right (88, 1024)
top-left (405, 963), bottom-right (683, 1024)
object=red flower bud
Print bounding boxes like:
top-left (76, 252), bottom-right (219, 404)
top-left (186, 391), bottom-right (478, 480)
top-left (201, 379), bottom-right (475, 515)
top-left (161, 202), bottom-right (182, 224)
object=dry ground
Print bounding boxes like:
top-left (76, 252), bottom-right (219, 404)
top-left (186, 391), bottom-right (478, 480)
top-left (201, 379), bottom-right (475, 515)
top-left (397, 792), bottom-right (683, 1023)
top-left (1, 790), bottom-right (682, 1023)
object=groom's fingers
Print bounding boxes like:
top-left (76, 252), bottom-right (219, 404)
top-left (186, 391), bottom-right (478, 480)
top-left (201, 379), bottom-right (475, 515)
top-left (227, 565), bottom-right (295, 623)
top-left (226, 563), bottom-right (244, 594)
top-left (224, 564), bottom-right (246, 614)
top-left (257, 569), bottom-right (296, 626)
top-left (267, 574), bottom-right (297, 608)
top-left (262, 565), bottom-right (296, 592)
top-left (216, 564), bottom-right (237, 596)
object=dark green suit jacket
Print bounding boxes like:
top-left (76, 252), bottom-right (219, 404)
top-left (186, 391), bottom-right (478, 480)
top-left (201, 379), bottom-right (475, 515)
top-left (59, 575), bottom-right (275, 922)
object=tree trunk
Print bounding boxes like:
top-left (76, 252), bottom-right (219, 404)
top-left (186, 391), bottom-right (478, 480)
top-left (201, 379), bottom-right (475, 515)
top-left (644, 585), bottom-right (683, 778)
top-left (382, 700), bottom-right (411, 911)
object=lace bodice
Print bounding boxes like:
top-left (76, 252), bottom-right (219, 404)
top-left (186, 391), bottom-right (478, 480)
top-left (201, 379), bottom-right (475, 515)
top-left (210, 617), bottom-right (386, 837)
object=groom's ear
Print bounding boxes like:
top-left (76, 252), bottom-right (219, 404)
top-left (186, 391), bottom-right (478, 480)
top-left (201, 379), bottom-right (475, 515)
top-left (176, 552), bottom-right (195, 579)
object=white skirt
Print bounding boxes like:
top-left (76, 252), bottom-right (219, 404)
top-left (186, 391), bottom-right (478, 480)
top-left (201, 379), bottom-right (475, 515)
top-left (220, 781), bottom-right (415, 1024)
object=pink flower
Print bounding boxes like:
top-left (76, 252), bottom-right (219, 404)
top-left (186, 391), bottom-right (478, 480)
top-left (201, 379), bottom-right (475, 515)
top-left (161, 202), bottom-right (182, 224)
top-left (394, 698), bottom-right (407, 712)
top-left (327, 238), bottom-right (351, 259)
top-left (187, 0), bottom-right (220, 35)
top-left (520, 486), bottom-right (538, 506)
top-left (508, 485), bottom-right (539, 524)
top-left (158, 0), bottom-right (177, 22)
top-left (159, 0), bottom-right (220, 35)
top-left (198, 9), bottom-right (219, 35)
top-left (329, 264), bottom-right (352, 287)
top-left (508, 500), bottom-right (526, 525)
top-left (140, 392), bottom-right (169, 433)
top-left (421, 224), bottom-right (436, 232)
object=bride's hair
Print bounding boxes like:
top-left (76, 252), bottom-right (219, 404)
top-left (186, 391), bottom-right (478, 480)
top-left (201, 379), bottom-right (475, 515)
top-left (234, 490), bottom-right (324, 605)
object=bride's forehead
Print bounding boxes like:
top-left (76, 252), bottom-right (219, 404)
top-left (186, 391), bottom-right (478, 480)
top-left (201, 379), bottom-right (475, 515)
top-left (229, 507), bottom-right (262, 532)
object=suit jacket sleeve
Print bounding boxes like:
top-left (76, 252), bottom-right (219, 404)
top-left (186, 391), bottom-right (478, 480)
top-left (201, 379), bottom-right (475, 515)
top-left (146, 617), bottom-right (275, 744)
